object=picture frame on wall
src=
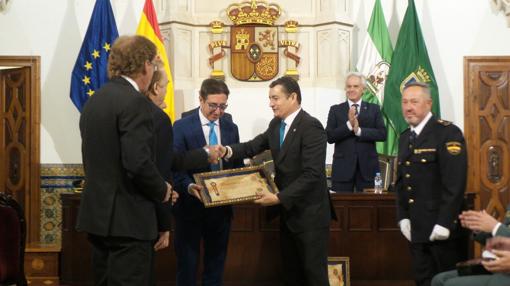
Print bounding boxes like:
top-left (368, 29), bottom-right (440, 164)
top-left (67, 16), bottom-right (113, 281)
top-left (328, 257), bottom-right (350, 286)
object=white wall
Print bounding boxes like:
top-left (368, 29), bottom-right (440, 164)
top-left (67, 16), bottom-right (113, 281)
top-left (0, 0), bottom-right (509, 163)
top-left (0, 0), bottom-right (146, 163)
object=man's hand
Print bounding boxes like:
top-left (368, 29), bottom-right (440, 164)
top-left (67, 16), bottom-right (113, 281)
top-left (482, 248), bottom-right (510, 273)
top-left (399, 219), bottom-right (411, 242)
top-left (205, 145), bottom-right (225, 163)
top-left (348, 106), bottom-right (357, 125)
top-left (154, 231), bottom-right (170, 251)
top-left (162, 182), bottom-right (173, 203)
top-left (459, 210), bottom-right (498, 233)
top-left (187, 183), bottom-right (203, 202)
top-left (171, 190), bottom-right (179, 205)
top-left (429, 224), bottom-right (450, 241)
top-left (254, 190), bottom-right (280, 206)
top-left (486, 236), bottom-right (510, 252)
top-left (352, 119), bottom-right (360, 134)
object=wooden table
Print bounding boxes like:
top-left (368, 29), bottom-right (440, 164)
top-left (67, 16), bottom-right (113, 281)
top-left (61, 192), bottom-right (419, 286)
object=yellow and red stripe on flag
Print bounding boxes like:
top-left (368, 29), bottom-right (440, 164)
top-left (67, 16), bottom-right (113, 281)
top-left (136, 0), bottom-right (175, 121)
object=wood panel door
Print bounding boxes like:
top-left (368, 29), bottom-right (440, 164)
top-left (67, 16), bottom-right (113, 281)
top-left (464, 56), bottom-right (510, 219)
top-left (0, 56), bottom-right (41, 243)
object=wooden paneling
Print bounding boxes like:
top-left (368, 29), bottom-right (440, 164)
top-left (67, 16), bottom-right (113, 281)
top-left (0, 56), bottom-right (41, 244)
top-left (25, 243), bottom-right (60, 286)
top-left (61, 192), bottom-right (415, 286)
top-left (464, 57), bottom-right (510, 218)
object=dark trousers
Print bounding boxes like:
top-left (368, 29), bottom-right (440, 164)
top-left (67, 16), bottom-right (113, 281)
top-left (88, 234), bottom-right (154, 286)
top-left (280, 223), bottom-right (329, 286)
top-left (173, 214), bottom-right (231, 286)
top-left (410, 239), bottom-right (467, 286)
top-left (332, 159), bottom-right (373, 192)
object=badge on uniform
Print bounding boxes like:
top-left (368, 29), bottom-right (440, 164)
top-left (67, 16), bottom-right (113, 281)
top-left (414, 148), bottom-right (436, 154)
top-left (446, 141), bottom-right (462, 155)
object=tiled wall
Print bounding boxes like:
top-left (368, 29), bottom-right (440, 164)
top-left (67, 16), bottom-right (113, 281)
top-left (40, 164), bottom-right (83, 245)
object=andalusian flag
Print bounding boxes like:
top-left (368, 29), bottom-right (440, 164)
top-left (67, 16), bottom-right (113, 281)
top-left (136, 0), bottom-right (175, 121)
top-left (356, 0), bottom-right (397, 155)
top-left (383, 0), bottom-right (440, 135)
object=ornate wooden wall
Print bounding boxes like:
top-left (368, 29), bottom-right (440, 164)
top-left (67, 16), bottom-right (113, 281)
top-left (0, 56), bottom-right (41, 243)
top-left (464, 56), bottom-right (510, 218)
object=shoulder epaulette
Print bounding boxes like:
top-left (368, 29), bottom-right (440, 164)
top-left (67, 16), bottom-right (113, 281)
top-left (437, 119), bottom-right (451, 126)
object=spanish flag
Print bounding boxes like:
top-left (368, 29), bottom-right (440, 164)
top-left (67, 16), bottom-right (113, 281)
top-left (136, 0), bottom-right (175, 121)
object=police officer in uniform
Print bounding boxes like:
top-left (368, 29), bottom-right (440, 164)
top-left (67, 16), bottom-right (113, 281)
top-left (396, 82), bottom-right (468, 286)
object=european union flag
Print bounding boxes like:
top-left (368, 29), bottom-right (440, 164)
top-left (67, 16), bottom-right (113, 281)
top-left (70, 0), bottom-right (119, 112)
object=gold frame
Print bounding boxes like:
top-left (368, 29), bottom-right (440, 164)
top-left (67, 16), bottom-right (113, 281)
top-left (193, 165), bottom-right (279, 208)
top-left (327, 257), bottom-right (350, 286)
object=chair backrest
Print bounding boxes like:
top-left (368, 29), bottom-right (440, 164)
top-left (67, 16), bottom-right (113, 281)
top-left (378, 155), bottom-right (397, 191)
top-left (0, 192), bottom-right (27, 286)
top-left (250, 150), bottom-right (275, 176)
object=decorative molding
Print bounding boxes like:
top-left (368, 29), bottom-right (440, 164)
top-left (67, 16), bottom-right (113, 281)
top-left (491, 0), bottom-right (510, 27)
top-left (0, 0), bottom-right (9, 12)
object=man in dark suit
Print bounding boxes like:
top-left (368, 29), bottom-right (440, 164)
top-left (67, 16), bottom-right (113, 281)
top-left (181, 106), bottom-right (233, 122)
top-left (78, 36), bottom-right (218, 286)
top-left (144, 69), bottom-right (215, 252)
top-left (326, 72), bottom-right (387, 192)
top-left (396, 82), bottom-right (467, 286)
top-left (78, 35), bottom-right (172, 286)
top-left (222, 76), bottom-right (335, 286)
top-left (172, 79), bottom-right (244, 286)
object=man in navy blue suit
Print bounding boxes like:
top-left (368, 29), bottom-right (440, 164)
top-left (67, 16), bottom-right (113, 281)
top-left (172, 79), bottom-right (243, 286)
top-left (326, 72), bottom-right (387, 192)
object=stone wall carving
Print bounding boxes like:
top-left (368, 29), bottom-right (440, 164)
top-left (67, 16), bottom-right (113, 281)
top-left (491, 0), bottom-right (510, 27)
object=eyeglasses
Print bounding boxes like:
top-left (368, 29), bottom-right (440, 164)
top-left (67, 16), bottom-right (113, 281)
top-left (207, 103), bottom-right (228, 111)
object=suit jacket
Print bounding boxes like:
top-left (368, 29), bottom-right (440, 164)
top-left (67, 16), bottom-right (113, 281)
top-left (149, 103), bottom-right (210, 231)
top-left (172, 109), bottom-right (243, 220)
top-left (230, 109), bottom-right (333, 232)
top-left (77, 77), bottom-right (167, 241)
top-left (326, 101), bottom-right (386, 182)
top-left (396, 117), bottom-right (467, 243)
top-left (181, 107), bottom-right (233, 122)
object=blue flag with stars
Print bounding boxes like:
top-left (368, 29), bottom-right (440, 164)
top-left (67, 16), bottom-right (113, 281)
top-left (70, 0), bottom-right (118, 112)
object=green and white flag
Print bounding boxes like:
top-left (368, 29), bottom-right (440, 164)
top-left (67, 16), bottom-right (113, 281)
top-left (356, 0), bottom-right (397, 155)
top-left (383, 0), bottom-right (440, 138)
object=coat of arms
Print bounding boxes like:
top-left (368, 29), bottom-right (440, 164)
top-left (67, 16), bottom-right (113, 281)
top-left (207, 0), bottom-right (301, 81)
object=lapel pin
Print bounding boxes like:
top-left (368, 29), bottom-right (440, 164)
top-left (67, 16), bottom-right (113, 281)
top-left (293, 128), bottom-right (296, 132)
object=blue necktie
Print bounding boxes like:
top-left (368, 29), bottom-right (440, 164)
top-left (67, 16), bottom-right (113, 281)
top-left (279, 121), bottom-right (286, 147)
top-left (208, 121), bottom-right (220, 171)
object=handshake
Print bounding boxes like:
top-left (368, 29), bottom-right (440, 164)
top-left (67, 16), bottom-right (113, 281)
top-left (204, 145), bottom-right (228, 163)
top-left (160, 145), bottom-right (229, 204)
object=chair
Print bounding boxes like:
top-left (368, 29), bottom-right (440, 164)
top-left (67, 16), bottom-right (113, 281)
top-left (378, 154), bottom-right (397, 191)
top-left (0, 192), bottom-right (27, 286)
top-left (249, 150), bottom-right (275, 176)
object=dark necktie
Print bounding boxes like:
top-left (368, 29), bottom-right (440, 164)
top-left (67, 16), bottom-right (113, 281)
top-left (352, 103), bottom-right (359, 115)
top-left (409, 130), bottom-right (417, 149)
top-left (279, 121), bottom-right (286, 147)
top-left (208, 121), bottom-right (220, 171)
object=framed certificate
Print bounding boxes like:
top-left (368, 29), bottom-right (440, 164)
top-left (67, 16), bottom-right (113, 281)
top-left (193, 164), bottom-right (279, 208)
